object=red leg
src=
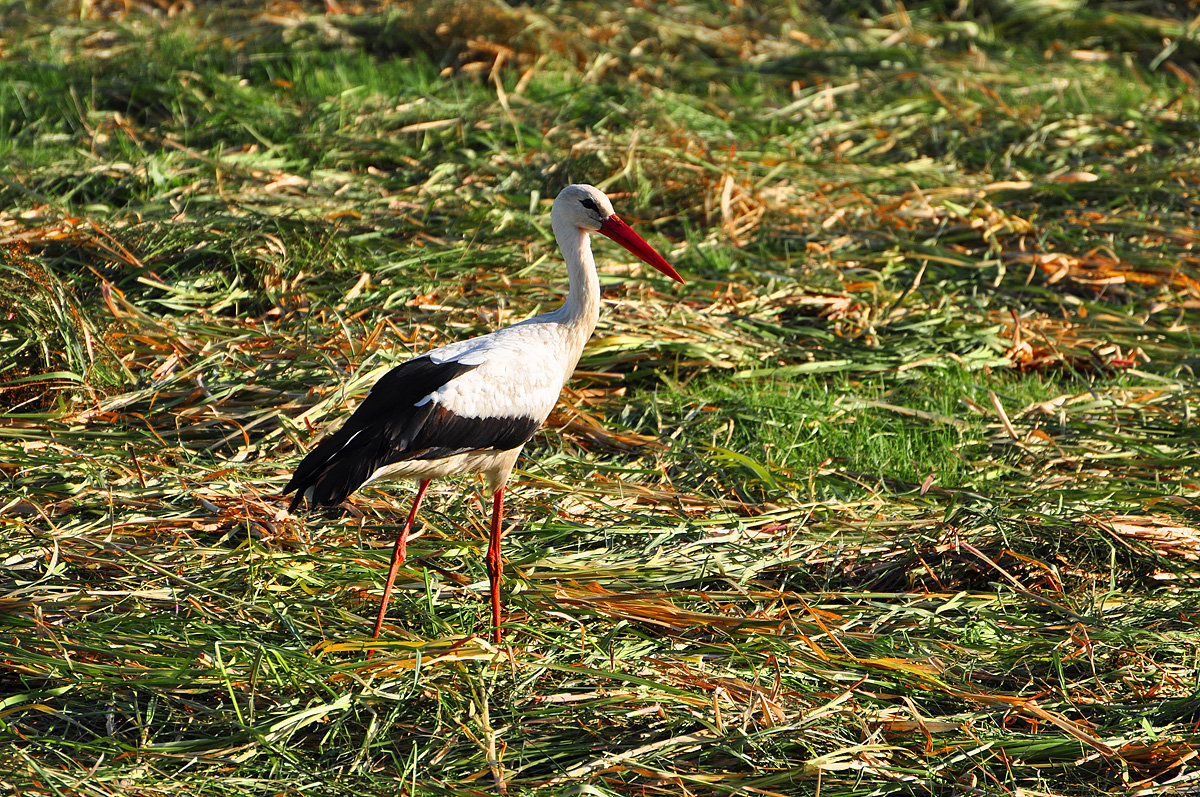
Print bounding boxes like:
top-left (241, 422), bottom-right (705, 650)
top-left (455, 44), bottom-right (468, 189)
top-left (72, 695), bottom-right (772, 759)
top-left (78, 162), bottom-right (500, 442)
top-left (486, 486), bottom-right (505, 644)
top-left (372, 479), bottom-right (431, 639)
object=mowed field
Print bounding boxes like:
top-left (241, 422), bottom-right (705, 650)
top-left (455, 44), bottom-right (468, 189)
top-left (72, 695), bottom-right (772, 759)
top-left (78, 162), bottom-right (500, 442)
top-left (2, 1), bottom-right (1199, 794)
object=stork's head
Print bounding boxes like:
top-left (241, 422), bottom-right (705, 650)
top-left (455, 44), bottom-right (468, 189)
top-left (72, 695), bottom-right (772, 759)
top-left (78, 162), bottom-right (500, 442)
top-left (553, 184), bottom-right (616, 232)
top-left (552, 184), bottom-right (683, 283)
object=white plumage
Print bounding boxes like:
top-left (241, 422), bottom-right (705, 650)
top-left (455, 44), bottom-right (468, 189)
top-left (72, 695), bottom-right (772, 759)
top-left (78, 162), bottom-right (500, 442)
top-left (417, 323), bottom-right (575, 421)
top-left (284, 184), bottom-right (682, 642)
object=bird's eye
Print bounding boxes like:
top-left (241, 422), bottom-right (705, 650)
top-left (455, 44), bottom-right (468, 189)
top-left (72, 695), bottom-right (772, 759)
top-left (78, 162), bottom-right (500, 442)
top-left (579, 198), bottom-right (601, 214)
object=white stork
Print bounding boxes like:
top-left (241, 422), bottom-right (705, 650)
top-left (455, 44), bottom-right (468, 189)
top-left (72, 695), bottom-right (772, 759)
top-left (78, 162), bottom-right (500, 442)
top-left (284, 184), bottom-right (683, 643)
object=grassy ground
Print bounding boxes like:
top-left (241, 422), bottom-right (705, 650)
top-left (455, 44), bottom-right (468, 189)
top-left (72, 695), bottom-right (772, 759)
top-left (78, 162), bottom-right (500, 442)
top-left (2, 1), bottom-right (1200, 794)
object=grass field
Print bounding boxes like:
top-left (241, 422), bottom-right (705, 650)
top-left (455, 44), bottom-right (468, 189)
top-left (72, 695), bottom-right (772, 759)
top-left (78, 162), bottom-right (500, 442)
top-left (2, 1), bottom-right (1200, 794)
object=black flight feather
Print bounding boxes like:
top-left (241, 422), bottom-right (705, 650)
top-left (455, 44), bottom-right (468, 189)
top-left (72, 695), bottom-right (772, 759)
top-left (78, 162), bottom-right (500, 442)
top-left (284, 354), bottom-right (541, 511)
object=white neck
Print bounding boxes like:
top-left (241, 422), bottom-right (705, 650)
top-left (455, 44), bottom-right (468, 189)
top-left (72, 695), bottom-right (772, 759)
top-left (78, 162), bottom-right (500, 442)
top-left (549, 216), bottom-right (601, 341)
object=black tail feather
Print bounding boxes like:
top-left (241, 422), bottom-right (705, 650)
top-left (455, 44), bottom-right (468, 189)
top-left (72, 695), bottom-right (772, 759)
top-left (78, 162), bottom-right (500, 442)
top-left (283, 420), bottom-right (385, 510)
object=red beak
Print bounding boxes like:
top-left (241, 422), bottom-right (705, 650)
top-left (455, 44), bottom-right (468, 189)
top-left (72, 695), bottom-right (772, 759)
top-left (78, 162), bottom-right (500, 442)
top-left (599, 214), bottom-right (684, 283)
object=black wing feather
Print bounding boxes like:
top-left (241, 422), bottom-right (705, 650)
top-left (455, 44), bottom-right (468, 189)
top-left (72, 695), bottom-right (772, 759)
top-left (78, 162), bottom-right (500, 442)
top-left (407, 405), bottom-right (540, 461)
top-left (283, 355), bottom-right (476, 510)
top-left (283, 354), bottom-right (541, 510)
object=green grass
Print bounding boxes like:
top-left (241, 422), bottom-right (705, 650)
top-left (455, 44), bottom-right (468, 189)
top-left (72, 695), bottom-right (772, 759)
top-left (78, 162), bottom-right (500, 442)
top-left (2, 1), bottom-right (1200, 795)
